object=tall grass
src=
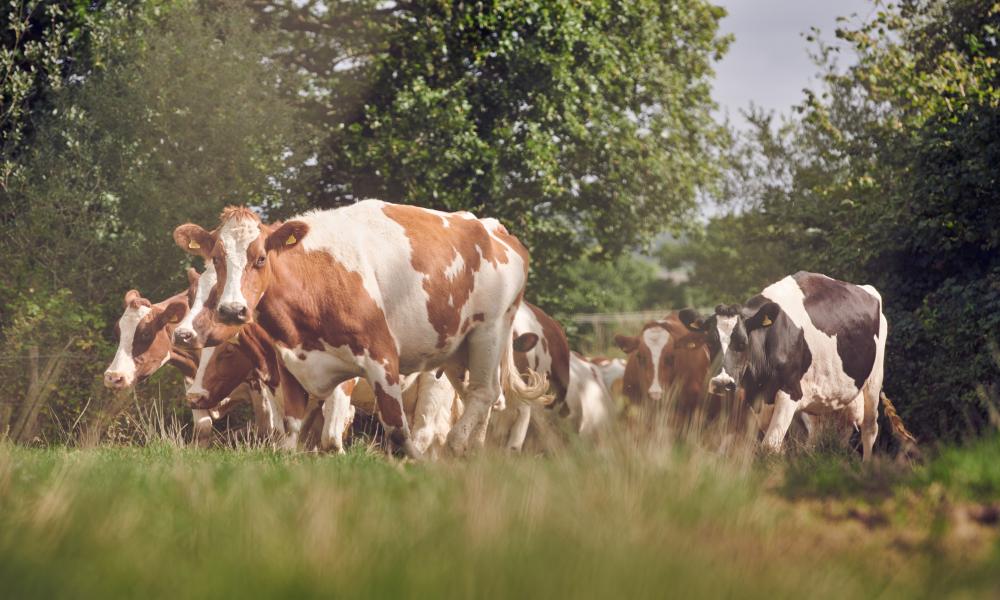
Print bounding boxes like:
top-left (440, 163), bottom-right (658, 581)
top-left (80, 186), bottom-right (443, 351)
top-left (1, 435), bottom-right (998, 599)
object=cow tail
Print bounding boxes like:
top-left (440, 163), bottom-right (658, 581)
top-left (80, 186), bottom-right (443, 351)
top-left (881, 392), bottom-right (921, 459)
top-left (501, 332), bottom-right (553, 406)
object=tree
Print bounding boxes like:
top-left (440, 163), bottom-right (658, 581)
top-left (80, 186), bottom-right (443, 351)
top-left (251, 0), bottom-right (731, 315)
top-left (684, 0), bottom-right (1000, 440)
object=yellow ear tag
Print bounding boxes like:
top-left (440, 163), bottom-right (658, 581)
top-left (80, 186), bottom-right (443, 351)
top-left (188, 240), bottom-right (201, 249)
top-left (169, 315), bottom-right (180, 323)
top-left (227, 335), bottom-right (240, 346)
top-left (285, 234), bottom-right (297, 246)
top-left (762, 316), bottom-right (773, 327)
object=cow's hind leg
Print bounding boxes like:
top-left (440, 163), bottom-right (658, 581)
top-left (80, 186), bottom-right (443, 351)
top-left (761, 391), bottom-right (797, 453)
top-left (447, 324), bottom-right (506, 456)
top-left (861, 387), bottom-right (880, 462)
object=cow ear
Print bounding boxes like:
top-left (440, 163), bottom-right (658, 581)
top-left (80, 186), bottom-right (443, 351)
top-left (746, 302), bottom-right (780, 331)
top-left (266, 220), bottom-right (310, 254)
top-left (512, 333), bottom-right (539, 353)
top-left (156, 300), bottom-right (187, 328)
top-left (124, 289), bottom-right (150, 310)
top-left (678, 308), bottom-right (707, 332)
top-left (123, 289), bottom-right (141, 308)
top-left (186, 267), bottom-right (200, 287)
top-left (174, 224), bottom-right (214, 257)
top-left (614, 334), bottom-right (639, 354)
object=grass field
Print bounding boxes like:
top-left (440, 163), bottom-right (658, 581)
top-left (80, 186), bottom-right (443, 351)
top-left (1, 434), bottom-right (999, 599)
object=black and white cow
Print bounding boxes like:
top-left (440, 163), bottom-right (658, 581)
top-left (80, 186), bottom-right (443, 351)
top-left (682, 271), bottom-right (887, 461)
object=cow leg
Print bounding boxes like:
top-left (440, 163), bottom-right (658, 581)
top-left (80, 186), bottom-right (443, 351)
top-left (761, 391), bottom-right (797, 452)
top-left (279, 364), bottom-right (309, 451)
top-left (320, 384), bottom-right (355, 454)
top-left (506, 403), bottom-right (532, 452)
top-left (191, 409), bottom-right (213, 447)
top-left (254, 385), bottom-right (286, 439)
top-left (363, 357), bottom-right (421, 460)
top-left (447, 325), bottom-right (506, 456)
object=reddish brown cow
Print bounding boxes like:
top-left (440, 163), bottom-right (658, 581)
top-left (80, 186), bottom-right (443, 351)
top-left (173, 201), bottom-right (547, 457)
top-left (614, 310), bottom-right (713, 425)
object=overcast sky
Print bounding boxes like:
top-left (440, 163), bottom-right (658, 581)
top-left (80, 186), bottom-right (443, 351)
top-left (712, 0), bottom-right (875, 125)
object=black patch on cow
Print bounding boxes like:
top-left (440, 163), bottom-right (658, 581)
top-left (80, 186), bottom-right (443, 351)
top-left (792, 272), bottom-right (881, 390)
top-left (740, 295), bottom-right (812, 404)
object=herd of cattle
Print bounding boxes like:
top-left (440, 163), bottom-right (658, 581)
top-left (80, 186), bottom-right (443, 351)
top-left (103, 201), bottom-right (902, 460)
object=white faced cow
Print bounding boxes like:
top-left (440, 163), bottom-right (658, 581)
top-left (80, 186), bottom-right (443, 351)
top-left (689, 271), bottom-right (887, 461)
top-left (173, 201), bottom-right (547, 457)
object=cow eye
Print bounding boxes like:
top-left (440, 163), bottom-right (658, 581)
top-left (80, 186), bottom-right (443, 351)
top-left (254, 256), bottom-right (266, 268)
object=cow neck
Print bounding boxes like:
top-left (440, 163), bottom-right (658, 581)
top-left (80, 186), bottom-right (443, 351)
top-left (238, 323), bottom-right (281, 390)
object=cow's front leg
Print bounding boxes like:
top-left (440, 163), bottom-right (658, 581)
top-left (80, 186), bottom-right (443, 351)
top-left (366, 359), bottom-right (420, 460)
top-left (191, 409), bottom-right (213, 447)
top-left (761, 391), bottom-right (798, 452)
top-left (506, 403), bottom-right (532, 452)
top-left (279, 364), bottom-right (309, 451)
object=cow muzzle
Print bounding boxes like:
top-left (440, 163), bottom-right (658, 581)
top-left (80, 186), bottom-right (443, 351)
top-left (173, 327), bottom-right (198, 347)
top-left (104, 371), bottom-right (131, 390)
top-left (218, 302), bottom-right (250, 325)
top-left (709, 374), bottom-right (737, 395)
top-left (186, 392), bottom-right (214, 410)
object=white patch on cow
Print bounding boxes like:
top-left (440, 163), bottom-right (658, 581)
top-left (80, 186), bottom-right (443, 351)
top-left (444, 252), bottom-right (465, 281)
top-left (175, 263), bottom-right (216, 341)
top-left (405, 372), bottom-right (461, 457)
top-left (712, 316), bottom-right (738, 388)
top-left (256, 385), bottom-right (285, 437)
top-left (642, 325), bottom-right (670, 400)
top-left (566, 353), bottom-right (614, 438)
top-left (185, 345), bottom-right (215, 402)
top-left (218, 217), bottom-right (261, 308)
top-left (761, 275), bottom-right (863, 411)
top-left (321, 380), bottom-right (356, 453)
top-left (593, 358), bottom-right (625, 392)
top-left (106, 304), bottom-right (152, 386)
top-left (278, 341), bottom-right (365, 399)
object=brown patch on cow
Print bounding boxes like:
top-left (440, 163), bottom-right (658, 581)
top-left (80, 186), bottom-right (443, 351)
top-left (220, 205), bottom-right (262, 224)
top-left (374, 382), bottom-right (404, 428)
top-left (383, 204), bottom-right (522, 348)
top-left (254, 243), bottom-right (400, 388)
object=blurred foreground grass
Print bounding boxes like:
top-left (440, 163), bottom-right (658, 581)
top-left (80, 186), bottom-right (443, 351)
top-left (0, 439), bottom-right (998, 599)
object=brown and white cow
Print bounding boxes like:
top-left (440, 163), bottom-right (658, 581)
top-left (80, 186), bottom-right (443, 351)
top-left (104, 289), bottom-right (192, 390)
top-left (173, 201), bottom-right (547, 457)
top-left (614, 310), bottom-right (714, 424)
top-left (584, 356), bottom-right (626, 399)
top-left (686, 272), bottom-right (887, 460)
top-left (490, 303), bottom-right (614, 451)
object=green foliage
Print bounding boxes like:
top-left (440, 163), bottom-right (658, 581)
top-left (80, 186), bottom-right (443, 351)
top-left (1, 1), bottom-right (300, 311)
top-left (253, 0), bottom-right (731, 315)
top-left (0, 0), bottom-right (146, 189)
top-left (681, 0), bottom-right (1000, 441)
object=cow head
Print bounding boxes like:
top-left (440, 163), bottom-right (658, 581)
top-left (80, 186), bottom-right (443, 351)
top-left (613, 310), bottom-right (710, 404)
top-left (185, 335), bottom-right (255, 409)
top-left (173, 207), bottom-right (309, 326)
top-left (691, 302), bottom-right (780, 396)
top-left (104, 290), bottom-right (187, 389)
top-left (172, 264), bottom-right (239, 349)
